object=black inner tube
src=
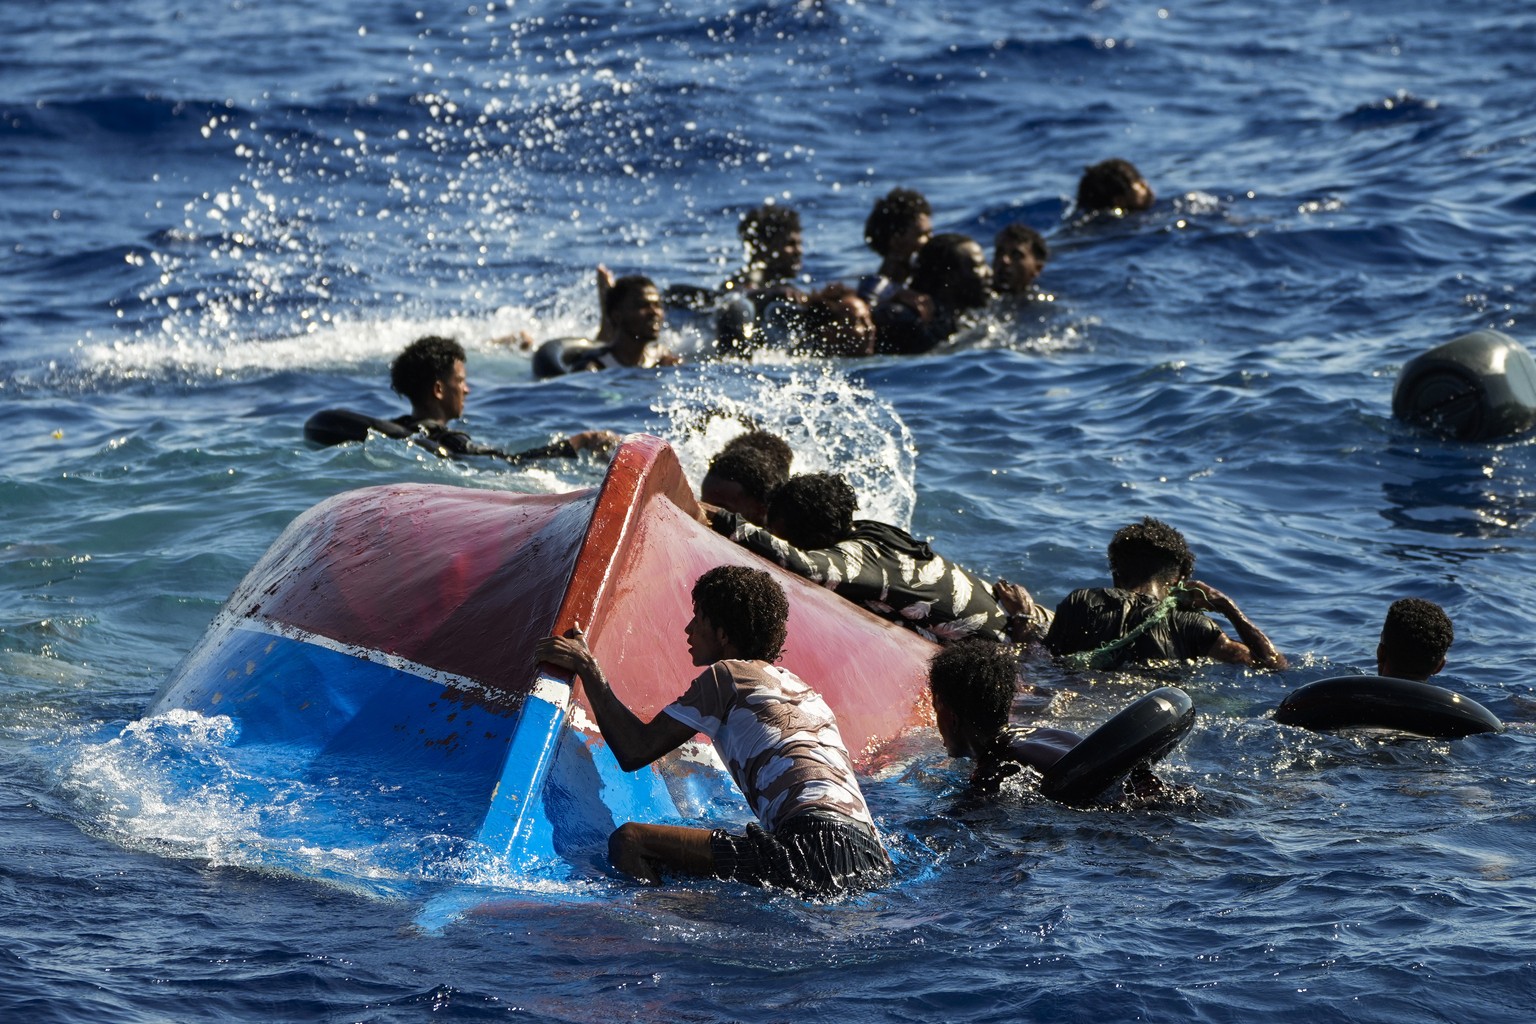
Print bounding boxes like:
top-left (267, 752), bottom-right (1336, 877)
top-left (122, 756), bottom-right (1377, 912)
top-left (1039, 686), bottom-right (1197, 807)
top-left (1273, 675), bottom-right (1503, 738)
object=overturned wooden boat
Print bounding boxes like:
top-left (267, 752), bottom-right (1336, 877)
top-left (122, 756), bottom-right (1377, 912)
top-left (149, 434), bottom-right (937, 879)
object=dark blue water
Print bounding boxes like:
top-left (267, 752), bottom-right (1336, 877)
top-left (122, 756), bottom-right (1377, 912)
top-left (4, 1), bottom-right (1535, 1020)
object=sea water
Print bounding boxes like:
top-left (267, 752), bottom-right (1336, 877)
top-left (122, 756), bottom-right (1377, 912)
top-left (3, 1), bottom-right (1534, 1021)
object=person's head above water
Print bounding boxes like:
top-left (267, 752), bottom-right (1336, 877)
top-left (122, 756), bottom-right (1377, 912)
top-left (1107, 516), bottom-right (1196, 590)
top-left (602, 274), bottom-right (664, 351)
top-left (390, 335), bottom-right (469, 421)
top-left (718, 428), bottom-right (794, 479)
top-left (910, 233), bottom-right (993, 312)
top-left (864, 188), bottom-right (932, 273)
top-left (993, 223), bottom-right (1049, 296)
top-left (928, 638), bottom-right (1018, 760)
top-left (1076, 158), bottom-right (1155, 215)
top-left (701, 446), bottom-right (787, 526)
top-left (766, 472), bottom-right (858, 550)
top-left (1377, 598), bottom-right (1454, 681)
top-left (738, 204), bottom-right (803, 283)
top-left (802, 283), bottom-right (877, 357)
top-left (690, 564), bottom-right (789, 663)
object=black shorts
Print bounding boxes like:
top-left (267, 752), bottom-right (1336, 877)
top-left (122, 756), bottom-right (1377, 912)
top-left (709, 810), bottom-right (892, 898)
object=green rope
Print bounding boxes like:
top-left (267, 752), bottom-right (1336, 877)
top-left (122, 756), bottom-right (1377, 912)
top-left (1061, 584), bottom-right (1193, 672)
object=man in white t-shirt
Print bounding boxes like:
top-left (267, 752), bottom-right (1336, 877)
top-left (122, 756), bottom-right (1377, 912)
top-left (534, 565), bottom-right (890, 896)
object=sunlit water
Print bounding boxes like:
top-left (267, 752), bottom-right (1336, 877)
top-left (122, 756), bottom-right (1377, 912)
top-left (3, 1), bottom-right (1535, 1021)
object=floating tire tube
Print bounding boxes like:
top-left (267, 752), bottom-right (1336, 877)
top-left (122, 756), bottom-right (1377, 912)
top-left (531, 336), bottom-right (607, 378)
top-left (1039, 686), bottom-right (1196, 807)
top-left (1273, 675), bottom-right (1503, 739)
top-left (303, 408), bottom-right (412, 447)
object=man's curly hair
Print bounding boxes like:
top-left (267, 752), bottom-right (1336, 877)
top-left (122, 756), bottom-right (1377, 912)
top-left (864, 187), bottom-right (931, 257)
top-left (718, 429), bottom-right (794, 479)
top-left (705, 447), bottom-right (786, 508)
top-left (1380, 598), bottom-right (1454, 678)
top-left (928, 638), bottom-right (1018, 740)
top-left (692, 565), bottom-right (789, 662)
top-left (1107, 516), bottom-right (1195, 587)
top-left (767, 473), bottom-right (858, 550)
top-left (1076, 158), bottom-right (1153, 213)
top-left (738, 204), bottom-right (800, 246)
top-left (390, 336), bottom-right (465, 404)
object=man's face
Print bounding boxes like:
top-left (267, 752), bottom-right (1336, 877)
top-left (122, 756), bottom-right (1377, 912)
top-left (951, 240), bottom-right (993, 309)
top-left (616, 285), bottom-right (665, 344)
top-left (811, 293), bottom-right (877, 356)
top-left (685, 606), bottom-right (729, 666)
top-left (701, 473), bottom-right (769, 526)
top-left (758, 229), bottom-right (803, 280)
top-left (932, 696), bottom-right (970, 758)
top-left (434, 359), bottom-right (470, 420)
top-left (993, 240), bottom-right (1041, 295)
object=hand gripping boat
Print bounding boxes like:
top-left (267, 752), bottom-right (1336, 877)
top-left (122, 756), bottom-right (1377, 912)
top-left (148, 435), bottom-right (937, 880)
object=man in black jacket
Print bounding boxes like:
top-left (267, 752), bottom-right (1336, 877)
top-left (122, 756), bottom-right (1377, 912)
top-left (389, 335), bottom-right (616, 462)
top-left (703, 471), bottom-right (1016, 644)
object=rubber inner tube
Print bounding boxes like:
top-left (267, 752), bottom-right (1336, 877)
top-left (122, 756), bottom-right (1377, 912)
top-left (1038, 686), bottom-right (1196, 807)
top-left (304, 409), bottom-right (412, 447)
top-left (531, 337), bottom-right (607, 379)
top-left (1391, 329), bottom-right (1536, 441)
top-left (1273, 675), bottom-right (1503, 738)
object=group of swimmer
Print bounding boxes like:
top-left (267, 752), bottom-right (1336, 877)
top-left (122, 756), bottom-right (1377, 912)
top-left (510, 157), bottom-right (1156, 370)
top-left (306, 174), bottom-right (1473, 900)
top-left (535, 424), bottom-right (1460, 897)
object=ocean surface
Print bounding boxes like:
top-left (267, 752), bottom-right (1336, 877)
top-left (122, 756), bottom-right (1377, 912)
top-left (4, 0), bottom-right (1535, 1020)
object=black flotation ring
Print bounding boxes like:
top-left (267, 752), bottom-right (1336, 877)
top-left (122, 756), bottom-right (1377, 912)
top-left (1273, 675), bottom-right (1503, 738)
top-left (531, 337), bottom-right (608, 378)
top-left (1039, 686), bottom-right (1196, 807)
top-left (1392, 329), bottom-right (1536, 442)
top-left (303, 408), bottom-right (411, 447)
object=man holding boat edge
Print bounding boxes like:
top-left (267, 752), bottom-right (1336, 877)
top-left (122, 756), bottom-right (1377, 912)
top-left (533, 565), bottom-right (891, 897)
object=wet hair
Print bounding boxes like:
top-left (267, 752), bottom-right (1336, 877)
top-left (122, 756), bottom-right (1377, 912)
top-left (872, 297), bottom-right (932, 355)
top-left (1076, 158), bottom-right (1152, 213)
top-left (767, 472), bottom-right (857, 550)
top-left (602, 274), bottom-right (658, 318)
top-left (801, 283), bottom-right (875, 357)
top-left (995, 222), bottom-right (1049, 265)
top-left (718, 430), bottom-right (794, 479)
top-left (863, 188), bottom-right (932, 257)
top-left (691, 565), bottom-right (789, 662)
top-left (910, 233), bottom-right (988, 311)
top-left (390, 335), bottom-right (466, 404)
top-left (738, 204), bottom-right (800, 247)
top-left (1380, 598), bottom-right (1454, 678)
top-left (928, 638), bottom-right (1018, 742)
top-left (703, 447), bottom-right (786, 509)
top-left (1107, 517), bottom-right (1195, 588)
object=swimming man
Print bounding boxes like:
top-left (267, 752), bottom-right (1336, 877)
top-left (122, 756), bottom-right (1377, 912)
top-left (567, 274), bottom-right (679, 370)
top-left (1043, 516), bottom-right (1288, 671)
top-left (1376, 597), bottom-right (1454, 681)
top-left (390, 335), bottom-right (616, 461)
top-left (857, 187), bottom-right (933, 305)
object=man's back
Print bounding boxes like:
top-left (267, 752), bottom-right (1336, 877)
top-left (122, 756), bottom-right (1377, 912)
top-left (711, 511), bottom-right (1009, 643)
top-left (1044, 587), bottom-right (1223, 667)
top-left (663, 659), bottom-right (874, 832)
